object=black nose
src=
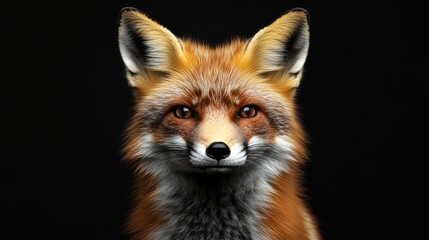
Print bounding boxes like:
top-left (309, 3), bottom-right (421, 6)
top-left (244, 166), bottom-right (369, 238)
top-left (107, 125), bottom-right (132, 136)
top-left (206, 142), bottom-right (231, 161)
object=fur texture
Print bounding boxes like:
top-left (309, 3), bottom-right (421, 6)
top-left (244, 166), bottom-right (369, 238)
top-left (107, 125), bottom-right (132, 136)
top-left (118, 7), bottom-right (321, 240)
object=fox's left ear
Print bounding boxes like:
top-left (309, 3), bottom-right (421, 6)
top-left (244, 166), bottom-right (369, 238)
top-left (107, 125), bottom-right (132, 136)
top-left (118, 7), bottom-right (185, 87)
top-left (242, 8), bottom-right (309, 85)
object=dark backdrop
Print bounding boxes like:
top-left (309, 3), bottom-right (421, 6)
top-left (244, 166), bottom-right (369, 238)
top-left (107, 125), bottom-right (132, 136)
top-left (2, 1), bottom-right (427, 239)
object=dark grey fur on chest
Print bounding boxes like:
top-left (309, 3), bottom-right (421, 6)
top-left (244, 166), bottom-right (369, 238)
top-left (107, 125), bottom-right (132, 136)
top-left (159, 173), bottom-right (263, 240)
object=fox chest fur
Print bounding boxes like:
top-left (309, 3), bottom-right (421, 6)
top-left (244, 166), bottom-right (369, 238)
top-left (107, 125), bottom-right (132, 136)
top-left (149, 174), bottom-right (264, 239)
top-left (118, 7), bottom-right (321, 240)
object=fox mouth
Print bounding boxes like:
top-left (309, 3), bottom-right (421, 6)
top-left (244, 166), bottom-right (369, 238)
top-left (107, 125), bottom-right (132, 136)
top-left (191, 160), bottom-right (244, 174)
top-left (200, 166), bottom-right (237, 175)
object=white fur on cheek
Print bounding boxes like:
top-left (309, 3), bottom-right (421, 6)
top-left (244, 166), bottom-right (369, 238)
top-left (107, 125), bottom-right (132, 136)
top-left (135, 134), bottom-right (190, 176)
top-left (169, 135), bottom-right (187, 150)
top-left (247, 135), bottom-right (266, 148)
top-left (247, 135), bottom-right (295, 177)
top-left (275, 135), bottom-right (296, 161)
top-left (136, 134), bottom-right (154, 158)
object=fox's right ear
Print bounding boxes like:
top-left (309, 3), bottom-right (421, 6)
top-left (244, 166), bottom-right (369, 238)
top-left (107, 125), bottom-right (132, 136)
top-left (241, 8), bottom-right (310, 87)
top-left (118, 8), bottom-right (185, 87)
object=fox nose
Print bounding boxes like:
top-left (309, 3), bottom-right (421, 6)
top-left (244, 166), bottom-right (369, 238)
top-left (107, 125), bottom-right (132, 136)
top-left (206, 142), bottom-right (231, 161)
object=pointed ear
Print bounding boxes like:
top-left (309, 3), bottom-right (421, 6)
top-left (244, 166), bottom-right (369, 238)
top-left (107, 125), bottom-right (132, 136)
top-left (118, 8), bottom-right (185, 86)
top-left (242, 8), bottom-right (310, 79)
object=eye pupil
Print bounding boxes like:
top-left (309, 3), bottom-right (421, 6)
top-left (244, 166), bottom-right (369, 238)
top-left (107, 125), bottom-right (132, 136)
top-left (174, 106), bottom-right (193, 119)
top-left (239, 106), bottom-right (257, 118)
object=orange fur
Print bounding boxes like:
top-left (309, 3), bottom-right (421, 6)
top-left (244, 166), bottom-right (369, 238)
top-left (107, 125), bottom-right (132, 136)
top-left (125, 172), bottom-right (165, 240)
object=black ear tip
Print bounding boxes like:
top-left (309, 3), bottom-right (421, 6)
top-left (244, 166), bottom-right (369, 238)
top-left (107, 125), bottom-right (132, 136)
top-left (286, 7), bottom-right (310, 23)
top-left (119, 7), bottom-right (141, 15)
top-left (118, 7), bottom-right (142, 27)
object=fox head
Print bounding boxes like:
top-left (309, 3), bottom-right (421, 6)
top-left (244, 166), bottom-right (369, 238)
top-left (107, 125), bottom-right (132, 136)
top-left (118, 8), bottom-right (310, 177)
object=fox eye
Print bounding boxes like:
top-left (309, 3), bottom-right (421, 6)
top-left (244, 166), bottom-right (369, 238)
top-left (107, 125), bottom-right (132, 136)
top-left (173, 106), bottom-right (193, 119)
top-left (239, 105), bottom-right (258, 118)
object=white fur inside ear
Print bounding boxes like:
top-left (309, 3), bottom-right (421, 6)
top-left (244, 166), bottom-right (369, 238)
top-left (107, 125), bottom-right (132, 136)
top-left (119, 39), bottom-right (140, 73)
top-left (289, 48), bottom-right (308, 74)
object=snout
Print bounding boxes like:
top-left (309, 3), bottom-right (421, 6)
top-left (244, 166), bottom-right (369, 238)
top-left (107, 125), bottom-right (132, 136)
top-left (189, 141), bottom-right (247, 174)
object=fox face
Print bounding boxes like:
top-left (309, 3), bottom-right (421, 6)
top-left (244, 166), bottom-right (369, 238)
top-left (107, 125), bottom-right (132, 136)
top-left (119, 8), bottom-right (309, 177)
top-left (118, 8), bottom-right (320, 240)
top-left (127, 71), bottom-right (296, 176)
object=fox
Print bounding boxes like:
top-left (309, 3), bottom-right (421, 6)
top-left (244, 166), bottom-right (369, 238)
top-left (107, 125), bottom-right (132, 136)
top-left (117, 6), bottom-right (321, 240)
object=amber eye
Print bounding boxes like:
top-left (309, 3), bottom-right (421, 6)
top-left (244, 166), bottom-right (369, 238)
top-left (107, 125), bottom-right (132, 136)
top-left (173, 106), bottom-right (193, 119)
top-left (239, 105), bottom-right (258, 118)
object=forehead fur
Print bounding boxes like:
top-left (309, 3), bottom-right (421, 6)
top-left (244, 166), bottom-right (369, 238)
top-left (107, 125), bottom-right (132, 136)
top-left (181, 38), bottom-right (246, 70)
top-left (145, 39), bottom-right (291, 106)
top-left (179, 39), bottom-right (256, 106)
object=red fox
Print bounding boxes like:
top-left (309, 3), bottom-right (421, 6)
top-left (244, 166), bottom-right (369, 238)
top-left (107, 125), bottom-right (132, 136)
top-left (118, 7), bottom-right (321, 240)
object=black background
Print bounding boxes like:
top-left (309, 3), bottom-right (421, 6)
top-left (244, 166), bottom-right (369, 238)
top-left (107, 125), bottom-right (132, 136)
top-left (1, 0), bottom-right (428, 239)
